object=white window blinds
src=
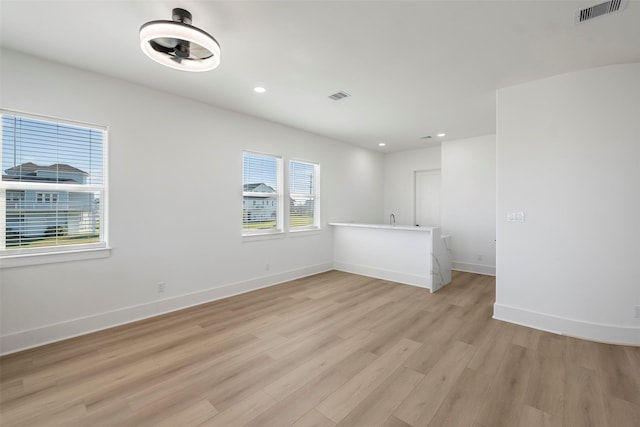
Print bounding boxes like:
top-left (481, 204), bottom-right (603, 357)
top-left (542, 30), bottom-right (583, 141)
top-left (289, 160), bottom-right (319, 230)
top-left (1, 111), bottom-right (107, 254)
top-left (242, 151), bottom-right (282, 234)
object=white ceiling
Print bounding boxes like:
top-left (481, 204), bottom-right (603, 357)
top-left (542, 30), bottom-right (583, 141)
top-left (1, 0), bottom-right (639, 152)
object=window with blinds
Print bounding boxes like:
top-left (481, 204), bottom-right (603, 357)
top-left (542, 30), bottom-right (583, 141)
top-left (1, 111), bottom-right (107, 256)
top-left (242, 151), bottom-right (282, 235)
top-left (290, 160), bottom-right (320, 230)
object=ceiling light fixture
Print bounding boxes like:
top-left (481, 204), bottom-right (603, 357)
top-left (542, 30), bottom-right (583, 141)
top-left (140, 8), bottom-right (221, 72)
top-left (254, 87), bottom-right (266, 93)
top-left (437, 133), bottom-right (446, 137)
top-left (378, 142), bottom-right (386, 147)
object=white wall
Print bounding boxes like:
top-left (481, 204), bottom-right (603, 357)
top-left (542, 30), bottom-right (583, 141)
top-left (383, 138), bottom-right (496, 275)
top-left (0, 49), bottom-right (384, 354)
top-left (441, 135), bottom-right (496, 275)
top-left (495, 63), bottom-right (640, 345)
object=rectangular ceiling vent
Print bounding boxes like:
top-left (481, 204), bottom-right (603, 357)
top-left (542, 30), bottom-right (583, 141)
top-left (328, 91), bottom-right (350, 101)
top-left (575, 0), bottom-right (627, 23)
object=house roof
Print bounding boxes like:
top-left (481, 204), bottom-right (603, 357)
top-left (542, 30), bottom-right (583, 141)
top-left (4, 162), bottom-right (88, 175)
top-left (3, 162), bottom-right (89, 184)
top-left (243, 183), bottom-right (275, 193)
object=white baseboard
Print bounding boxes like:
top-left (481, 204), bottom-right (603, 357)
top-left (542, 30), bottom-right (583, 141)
top-left (493, 303), bottom-right (640, 346)
top-left (0, 263), bottom-right (333, 355)
top-left (452, 261), bottom-right (496, 276)
top-left (333, 261), bottom-right (431, 289)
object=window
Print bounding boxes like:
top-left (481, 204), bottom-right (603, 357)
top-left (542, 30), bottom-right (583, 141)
top-left (36, 192), bottom-right (58, 204)
top-left (242, 151), bottom-right (282, 235)
top-left (289, 160), bottom-right (320, 230)
top-left (7, 191), bottom-right (24, 203)
top-left (241, 152), bottom-right (320, 235)
top-left (1, 111), bottom-right (108, 261)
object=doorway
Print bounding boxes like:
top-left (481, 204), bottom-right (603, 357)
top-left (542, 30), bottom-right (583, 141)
top-left (415, 169), bottom-right (441, 227)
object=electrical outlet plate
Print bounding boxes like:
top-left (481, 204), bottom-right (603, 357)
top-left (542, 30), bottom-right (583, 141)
top-left (507, 211), bottom-right (525, 222)
top-left (634, 305), bottom-right (640, 319)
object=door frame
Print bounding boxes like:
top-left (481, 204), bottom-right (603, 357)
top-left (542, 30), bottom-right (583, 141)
top-left (414, 168), bottom-right (441, 227)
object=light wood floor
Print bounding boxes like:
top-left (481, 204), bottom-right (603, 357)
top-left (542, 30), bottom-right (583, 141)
top-left (1, 270), bottom-right (639, 426)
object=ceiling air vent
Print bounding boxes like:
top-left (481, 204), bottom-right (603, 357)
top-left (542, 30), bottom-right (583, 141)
top-left (575, 0), bottom-right (628, 23)
top-left (328, 91), bottom-right (350, 101)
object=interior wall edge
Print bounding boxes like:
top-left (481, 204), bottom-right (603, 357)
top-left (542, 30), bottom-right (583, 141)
top-left (451, 262), bottom-right (496, 276)
top-left (493, 302), bottom-right (640, 346)
top-left (0, 262), bottom-right (333, 356)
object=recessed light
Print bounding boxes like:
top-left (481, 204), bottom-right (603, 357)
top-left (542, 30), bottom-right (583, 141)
top-left (437, 133), bottom-right (446, 137)
top-left (254, 87), bottom-right (266, 93)
top-left (378, 142), bottom-right (386, 147)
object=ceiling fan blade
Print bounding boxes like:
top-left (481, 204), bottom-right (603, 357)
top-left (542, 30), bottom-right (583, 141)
top-left (149, 40), bottom-right (174, 54)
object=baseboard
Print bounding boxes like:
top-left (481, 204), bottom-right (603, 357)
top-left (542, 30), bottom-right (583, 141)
top-left (333, 261), bottom-right (431, 289)
top-left (493, 303), bottom-right (640, 346)
top-left (452, 261), bottom-right (496, 276)
top-left (0, 262), bottom-right (333, 355)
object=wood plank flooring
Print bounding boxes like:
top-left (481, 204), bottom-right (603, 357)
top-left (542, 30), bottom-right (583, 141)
top-left (1, 270), bottom-right (638, 426)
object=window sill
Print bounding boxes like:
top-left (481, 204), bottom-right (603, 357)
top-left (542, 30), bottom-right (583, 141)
top-left (289, 227), bottom-right (322, 236)
top-left (242, 231), bottom-right (286, 242)
top-left (0, 247), bottom-right (112, 269)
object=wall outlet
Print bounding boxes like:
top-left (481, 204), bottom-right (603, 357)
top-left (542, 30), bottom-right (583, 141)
top-left (634, 305), bottom-right (640, 319)
top-left (157, 282), bottom-right (166, 293)
top-left (507, 211), bottom-right (525, 222)
top-left (477, 254), bottom-right (484, 262)
top-left (265, 263), bottom-right (270, 271)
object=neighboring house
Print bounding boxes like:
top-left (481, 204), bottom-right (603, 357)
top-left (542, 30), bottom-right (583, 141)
top-left (290, 197), bottom-right (315, 216)
top-left (3, 162), bottom-right (97, 243)
top-left (242, 183), bottom-right (276, 223)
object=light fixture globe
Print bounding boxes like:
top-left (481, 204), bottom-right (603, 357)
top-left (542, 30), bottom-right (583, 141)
top-left (140, 8), bottom-right (220, 72)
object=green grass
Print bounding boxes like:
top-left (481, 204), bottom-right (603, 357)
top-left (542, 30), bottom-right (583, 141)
top-left (243, 221), bottom-right (277, 230)
top-left (6, 234), bottom-right (100, 248)
top-left (290, 215), bottom-right (314, 227)
top-left (242, 215), bottom-right (314, 230)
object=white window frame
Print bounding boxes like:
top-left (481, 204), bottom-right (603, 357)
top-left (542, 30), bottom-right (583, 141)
top-left (289, 159), bottom-right (320, 232)
top-left (0, 110), bottom-right (110, 268)
top-left (242, 151), bottom-right (283, 236)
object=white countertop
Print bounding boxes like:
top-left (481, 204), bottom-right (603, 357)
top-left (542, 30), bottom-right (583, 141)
top-left (328, 222), bottom-right (436, 232)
